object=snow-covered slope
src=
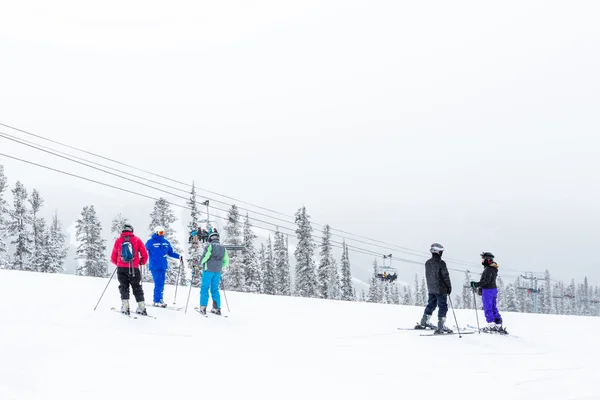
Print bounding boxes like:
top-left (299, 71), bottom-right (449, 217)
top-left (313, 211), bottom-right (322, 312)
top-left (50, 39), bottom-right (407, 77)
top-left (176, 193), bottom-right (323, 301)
top-left (1, 269), bottom-right (598, 400)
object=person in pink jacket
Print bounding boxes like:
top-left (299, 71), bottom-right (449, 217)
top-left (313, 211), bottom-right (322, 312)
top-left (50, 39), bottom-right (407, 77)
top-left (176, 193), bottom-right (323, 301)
top-left (110, 223), bottom-right (149, 315)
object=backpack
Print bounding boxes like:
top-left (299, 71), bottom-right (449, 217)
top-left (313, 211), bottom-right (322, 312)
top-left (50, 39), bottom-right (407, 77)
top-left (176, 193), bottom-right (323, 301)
top-left (121, 236), bottom-right (134, 263)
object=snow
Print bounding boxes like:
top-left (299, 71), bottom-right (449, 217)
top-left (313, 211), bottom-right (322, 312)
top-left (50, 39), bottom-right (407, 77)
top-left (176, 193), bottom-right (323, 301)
top-left (1, 269), bottom-right (599, 400)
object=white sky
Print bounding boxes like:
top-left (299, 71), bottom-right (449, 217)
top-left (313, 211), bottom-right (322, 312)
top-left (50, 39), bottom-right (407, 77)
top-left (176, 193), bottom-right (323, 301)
top-left (1, 0), bottom-right (599, 285)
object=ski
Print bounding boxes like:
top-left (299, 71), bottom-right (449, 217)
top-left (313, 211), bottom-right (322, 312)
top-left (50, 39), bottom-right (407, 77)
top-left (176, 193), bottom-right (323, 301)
top-left (466, 324), bottom-right (516, 337)
top-left (194, 307), bottom-right (209, 317)
top-left (152, 304), bottom-right (184, 311)
top-left (110, 307), bottom-right (137, 319)
top-left (194, 307), bottom-right (228, 318)
top-left (420, 331), bottom-right (475, 336)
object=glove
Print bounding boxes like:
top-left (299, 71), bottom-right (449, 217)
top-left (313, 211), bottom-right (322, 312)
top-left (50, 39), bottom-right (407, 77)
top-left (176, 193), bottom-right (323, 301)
top-left (470, 281), bottom-right (477, 288)
top-left (180, 255), bottom-right (184, 261)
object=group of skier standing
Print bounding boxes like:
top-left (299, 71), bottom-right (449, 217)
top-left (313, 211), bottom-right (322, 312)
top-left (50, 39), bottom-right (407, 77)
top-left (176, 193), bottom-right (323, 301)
top-left (108, 223), bottom-right (504, 332)
top-left (416, 242), bottom-right (506, 334)
top-left (109, 223), bottom-right (229, 316)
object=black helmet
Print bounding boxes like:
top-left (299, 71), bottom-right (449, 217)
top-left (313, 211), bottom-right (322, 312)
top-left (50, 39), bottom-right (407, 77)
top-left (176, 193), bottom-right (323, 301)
top-left (209, 232), bottom-right (219, 241)
top-left (430, 243), bottom-right (444, 254)
top-left (122, 223), bottom-right (134, 233)
top-left (480, 252), bottom-right (494, 260)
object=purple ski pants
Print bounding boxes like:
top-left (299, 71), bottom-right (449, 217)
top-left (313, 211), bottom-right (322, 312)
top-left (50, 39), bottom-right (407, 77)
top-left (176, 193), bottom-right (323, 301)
top-left (481, 288), bottom-right (502, 324)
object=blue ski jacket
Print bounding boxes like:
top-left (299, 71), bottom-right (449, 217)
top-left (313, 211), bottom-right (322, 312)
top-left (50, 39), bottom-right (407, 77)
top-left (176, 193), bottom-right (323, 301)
top-left (145, 233), bottom-right (180, 271)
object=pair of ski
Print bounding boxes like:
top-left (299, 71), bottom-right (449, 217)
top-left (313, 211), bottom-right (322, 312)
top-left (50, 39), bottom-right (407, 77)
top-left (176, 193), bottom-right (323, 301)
top-left (193, 307), bottom-right (228, 318)
top-left (398, 323), bottom-right (475, 336)
top-left (110, 307), bottom-right (157, 319)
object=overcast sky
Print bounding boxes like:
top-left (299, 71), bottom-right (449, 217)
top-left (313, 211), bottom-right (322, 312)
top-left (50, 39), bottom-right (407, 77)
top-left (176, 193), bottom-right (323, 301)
top-left (1, 1), bottom-right (599, 287)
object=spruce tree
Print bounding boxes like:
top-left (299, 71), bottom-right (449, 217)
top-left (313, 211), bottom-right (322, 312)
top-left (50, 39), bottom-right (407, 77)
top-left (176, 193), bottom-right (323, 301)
top-left (389, 283), bottom-right (400, 304)
top-left (462, 271), bottom-right (473, 309)
top-left (258, 243), bottom-right (266, 294)
top-left (317, 224), bottom-right (334, 299)
top-left (110, 213), bottom-right (129, 240)
top-left (542, 270), bottom-right (552, 314)
top-left (0, 165), bottom-right (10, 268)
top-left (263, 235), bottom-right (276, 295)
top-left (328, 258), bottom-right (341, 300)
top-left (75, 205), bottom-right (108, 277)
top-left (293, 206), bottom-right (317, 298)
top-left (28, 189), bottom-right (46, 272)
top-left (186, 182), bottom-right (201, 287)
top-left (496, 276), bottom-right (506, 311)
top-left (367, 260), bottom-right (382, 303)
top-left (359, 289), bottom-right (366, 302)
top-left (403, 286), bottom-right (413, 305)
top-left (41, 212), bottom-right (68, 273)
top-left (148, 197), bottom-right (182, 285)
top-left (504, 283), bottom-right (518, 312)
top-left (9, 181), bottom-right (32, 271)
top-left (242, 213), bottom-right (260, 293)
top-left (420, 277), bottom-right (427, 307)
top-left (223, 205), bottom-right (244, 291)
top-left (274, 229), bottom-right (291, 296)
top-left (340, 241), bottom-right (355, 301)
top-left (413, 275), bottom-right (422, 306)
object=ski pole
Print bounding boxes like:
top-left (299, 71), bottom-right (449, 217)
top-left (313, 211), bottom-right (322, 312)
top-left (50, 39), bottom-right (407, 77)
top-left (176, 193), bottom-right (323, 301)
top-left (447, 295), bottom-right (462, 338)
top-left (185, 267), bottom-right (195, 314)
top-left (94, 266), bottom-right (118, 311)
top-left (220, 278), bottom-right (230, 312)
top-left (472, 287), bottom-right (481, 333)
top-left (174, 258), bottom-right (183, 304)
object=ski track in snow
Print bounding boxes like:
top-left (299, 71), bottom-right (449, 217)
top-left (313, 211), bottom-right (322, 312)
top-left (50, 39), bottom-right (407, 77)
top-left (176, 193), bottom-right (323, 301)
top-left (0, 269), bottom-right (599, 400)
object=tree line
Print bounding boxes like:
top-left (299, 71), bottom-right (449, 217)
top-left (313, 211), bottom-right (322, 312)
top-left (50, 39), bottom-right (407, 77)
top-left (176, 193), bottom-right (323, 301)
top-left (1, 163), bottom-right (598, 317)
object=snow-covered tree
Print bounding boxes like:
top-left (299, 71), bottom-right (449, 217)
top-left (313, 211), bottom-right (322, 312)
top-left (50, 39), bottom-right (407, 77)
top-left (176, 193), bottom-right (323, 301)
top-left (496, 276), bottom-right (506, 311)
top-left (9, 181), bottom-right (32, 271)
top-left (258, 243), bottom-right (266, 293)
top-left (359, 289), bottom-right (366, 302)
top-left (110, 213), bottom-right (129, 240)
top-left (148, 197), bottom-right (182, 285)
top-left (317, 225), bottom-right (333, 299)
top-left (223, 204), bottom-right (244, 291)
top-left (293, 206), bottom-right (317, 298)
top-left (242, 213), bottom-right (260, 293)
top-left (420, 277), bottom-right (427, 307)
top-left (41, 211), bottom-right (68, 273)
top-left (75, 205), bottom-right (107, 277)
top-left (340, 241), bottom-right (355, 301)
top-left (462, 271), bottom-right (473, 309)
top-left (413, 274), bottom-right (423, 306)
top-left (367, 260), bottom-right (382, 303)
top-left (403, 286), bottom-right (413, 305)
top-left (328, 258), bottom-right (341, 300)
top-left (28, 189), bottom-right (46, 272)
top-left (389, 282), bottom-right (400, 304)
top-left (0, 165), bottom-right (10, 268)
top-left (503, 283), bottom-right (517, 312)
top-left (263, 235), bottom-right (276, 295)
top-left (187, 182), bottom-right (202, 287)
top-left (274, 229), bottom-right (291, 296)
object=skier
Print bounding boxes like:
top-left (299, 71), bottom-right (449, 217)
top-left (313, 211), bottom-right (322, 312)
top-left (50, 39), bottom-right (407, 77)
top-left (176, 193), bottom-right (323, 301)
top-left (416, 243), bottom-right (453, 333)
top-left (110, 223), bottom-right (149, 315)
top-left (197, 231), bottom-right (229, 315)
top-left (470, 252), bottom-right (506, 333)
top-left (145, 226), bottom-right (182, 307)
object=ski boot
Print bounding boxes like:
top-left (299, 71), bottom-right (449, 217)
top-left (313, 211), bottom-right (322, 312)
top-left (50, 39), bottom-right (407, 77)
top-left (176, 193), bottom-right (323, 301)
top-left (198, 305), bottom-right (207, 315)
top-left (415, 314), bottom-right (436, 330)
top-left (210, 300), bottom-right (221, 315)
top-left (434, 318), bottom-right (453, 334)
top-left (121, 299), bottom-right (130, 315)
top-left (136, 301), bottom-right (148, 316)
top-left (481, 322), bottom-right (498, 333)
top-left (153, 299), bottom-right (167, 308)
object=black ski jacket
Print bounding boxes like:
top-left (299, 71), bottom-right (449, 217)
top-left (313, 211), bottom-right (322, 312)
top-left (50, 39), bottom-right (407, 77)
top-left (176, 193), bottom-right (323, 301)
top-left (425, 255), bottom-right (452, 295)
top-left (474, 263), bottom-right (498, 289)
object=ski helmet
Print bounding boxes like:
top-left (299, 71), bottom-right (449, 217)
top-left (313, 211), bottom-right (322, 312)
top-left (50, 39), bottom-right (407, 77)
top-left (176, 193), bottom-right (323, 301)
top-left (122, 224), bottom-right (134, 233)
top-left (154, 226), bottom-right (165, 236)
top-left (430, 243), bottom-right (444, 254)
top-left (480, 252), bottom-right (494, 260)
top-left (209, 231), bottom-right (219, 241)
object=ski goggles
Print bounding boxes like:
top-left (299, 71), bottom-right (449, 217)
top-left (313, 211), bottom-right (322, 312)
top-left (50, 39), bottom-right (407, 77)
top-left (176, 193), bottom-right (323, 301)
top-left (157, 230), bottom-right (165, 236)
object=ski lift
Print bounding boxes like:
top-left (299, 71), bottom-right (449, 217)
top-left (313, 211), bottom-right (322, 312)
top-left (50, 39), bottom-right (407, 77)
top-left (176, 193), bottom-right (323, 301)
top-left (377, 254), bottom-right (398, 282)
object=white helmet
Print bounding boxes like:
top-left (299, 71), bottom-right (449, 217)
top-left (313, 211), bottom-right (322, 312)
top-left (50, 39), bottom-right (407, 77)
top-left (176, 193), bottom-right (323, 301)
top-left (430, 243), bottom-right (444, 254)
top-left (154, 226), bottom-right (165, 235)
